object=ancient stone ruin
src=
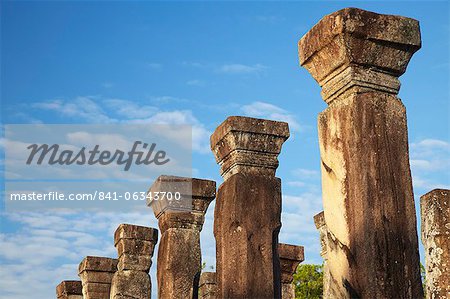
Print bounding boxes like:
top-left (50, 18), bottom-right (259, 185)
top-left (56, 7), bottom-right (449, 299)
top-left (421, 189), bottom-right (450, 299)
top-left (299, 7), bottom-right (424, 298)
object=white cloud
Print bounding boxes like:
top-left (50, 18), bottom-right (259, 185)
top-left (33, 97), bottom-right (115, 123)
top-left (0, 211), bottom-right (159, 298)
top-left (218, 63), bottom-right (267, 74)
top-left (103, 99), bottom-right (157, 119)
top-left (186, 79), bottom-right (206, 87)
top-left (29, 96), bottom-right (211, 154)
top-left (409, 138), bottom-right (450, 191)
top-left (241, 101), bottom-right (302, 131)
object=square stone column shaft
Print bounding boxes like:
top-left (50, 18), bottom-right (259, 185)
top-left (299, 8), bottom-right (423, 298)
top-left (211, 116), bottom-right (289, 299)
top-left (420, 189), bottom-right (450, 299)
top-left (56, 281), bottom-right (82, 299)
top-left (278, 244), bottom-right (304, 299)
top-left (78, 256), bottom-right (117, 299)
top-left (110, 224), bottom-right (158, 299)
top-left (199, 272), bottom-right (217, 299)
top-left (148, 175), bottom-right (216, 299)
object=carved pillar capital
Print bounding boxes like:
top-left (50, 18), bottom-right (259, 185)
top-left (114, 224), bottom-right (158, 272)
top-left (278, 243), bottom-right (304, 284)
top-left (299, 7), bottom-right (421, 104)
top-left (210, 116), bottom-right (289, 180)
top-left (147, 175), bottom-right (216, 232)
top-left (56, 281), bottom-right (82, 299)
top-left (78, 256), bottom-right (117, 299)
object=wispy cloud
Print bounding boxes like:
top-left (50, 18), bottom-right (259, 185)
top-left (33, 97), bottom-right (114, 123)
top-left (101, 82), bottom-right (114, 89)
top-left (147, 62), bottom-right (163, 69)
top-left (182, 61), bottom-right (208, 68)
top-left (29, 96), bottom-right (211, 153)
top-left (0, 211), bottom-right (159, 298)
top-left (217, 63), bottom-right (267, 74)
top-left (410, 138), bottom-right (450, 191)
top-left (186, 79), bottom-right (206, 87)
top-left (241, 101), bottom-right (302, 131)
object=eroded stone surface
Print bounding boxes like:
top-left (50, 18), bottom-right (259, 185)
top-left (421, 189), bottom-right (450, 299)
top-left (110, 224), bottom-right (157, 299)
top-left (56, 280), bottom-right (83, 299)
top-left (299, 8), bottom-right (423, 299)
top-left (149, 176), bottom-right (216, 299)
top-left (199, 272), bottom-right (217, 299)
top-left (110, 270), bottom-right (151, 299)
top-left (78, 256), bottom-right (117, 299)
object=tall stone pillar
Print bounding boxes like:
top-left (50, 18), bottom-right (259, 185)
top-left (148, 175), bottom-right (216, 299)
top-left (210, 116), bottom-right (290, 298)
top-left (78, 256), bottom-right (117, 299)
top-left (199, 272), bottom-right (217, 299)
top-left (56, 281), bottom-right (83, 299)
top-left (420, 189), bottom-right (450, 299)
top-left (110, 224), bottom-right (158, 299)
top-left (278, 243), bottom-right (304, 299)
top-left (298, 8), bottom-right (423, 298)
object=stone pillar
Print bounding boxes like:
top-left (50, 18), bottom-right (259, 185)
top-left (278, 243), bottom-right (304, 299)
top-left (210, 116), bottom-right (290, 298)
top-left (78, 256), bottom-right (117, 299)
top-left (56, 281), bottom-right (83, 299)
top-left (110, 224), bottom-right (158, 299)
top-left (298, 8), bottom-right (423, 298)
top-left (313, 211), bottom-right (336, 298)
top-left (420, 189), bottom-right (450, 299)
top-left (199, 272), bottom-right (217, 299)
top-left (148, 175), bottom-right (216, 299)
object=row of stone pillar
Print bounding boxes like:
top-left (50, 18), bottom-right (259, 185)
top-left (56, 170), bottom-right (305, 299)
top-left (56, 6), bottom-right (449, 299)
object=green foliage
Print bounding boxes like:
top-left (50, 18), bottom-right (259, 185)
top-left (420, 262), bottom-right (426, 296)
top-left (293, 264), bottom-right (324, 299)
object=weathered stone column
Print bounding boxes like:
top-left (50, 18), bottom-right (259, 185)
top-left (199, 272), bottom-right (217, 299)
top-left (78, 256), bottom-right (117, 299)
top-left (278, 243), bottom-right (304, 299)
top-left (313, 211), bottom-right (336, 298)
top-left (420, 189), bottom-right (450, 299)
top-left (211, 116), bottom-right (290, 298)
top-left (148, 175), bottom-right (216, 299)
top-left (110, 224), bottom-right (158, 299)
top-left (299, 8), bottom-right (423, 298)
top-left (56, 281), bottom-right (83, 299)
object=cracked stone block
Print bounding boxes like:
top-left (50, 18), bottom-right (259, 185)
top-left (78, 256), bottom-right (117, 299)
top-left (56, 280), bottom-right (83, 299)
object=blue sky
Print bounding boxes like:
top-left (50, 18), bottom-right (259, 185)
top-left (1, 1), bottom-right (449, 298)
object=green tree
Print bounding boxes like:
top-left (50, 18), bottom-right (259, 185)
top-left (420, 262), bottom-right (426, 296)
top-left (293, 264), bottom-right (324, 299)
